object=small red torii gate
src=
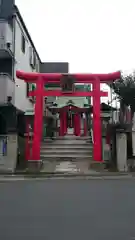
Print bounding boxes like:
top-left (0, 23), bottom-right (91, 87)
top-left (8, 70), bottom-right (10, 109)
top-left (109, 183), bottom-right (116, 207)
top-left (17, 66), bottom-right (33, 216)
top-left (16, 70), bottom-right (121, 163)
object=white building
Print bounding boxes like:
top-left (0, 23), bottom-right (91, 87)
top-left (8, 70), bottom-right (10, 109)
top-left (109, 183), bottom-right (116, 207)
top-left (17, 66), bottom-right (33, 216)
top-left (0, 3), bottom-right (41, 112)
top-left (0, 1), bottom-right (41, 134)
top-left (14, 6), bottom-right (41, 112)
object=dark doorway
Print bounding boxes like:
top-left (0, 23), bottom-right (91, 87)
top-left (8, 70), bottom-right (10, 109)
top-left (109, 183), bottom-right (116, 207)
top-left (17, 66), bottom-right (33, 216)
top-left (67, 111), bottom-right (74, 128)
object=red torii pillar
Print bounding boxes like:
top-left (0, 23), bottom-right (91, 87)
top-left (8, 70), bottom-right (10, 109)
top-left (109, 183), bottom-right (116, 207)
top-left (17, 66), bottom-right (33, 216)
top-left (93, 77), bottom-right (102, 161)
top-left (32, 77), bottom-right (44, 160)
top-left (16, 71), bottom-right (121, 163)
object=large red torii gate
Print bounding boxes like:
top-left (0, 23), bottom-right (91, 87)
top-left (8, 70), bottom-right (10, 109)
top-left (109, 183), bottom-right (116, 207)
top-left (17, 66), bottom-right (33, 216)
top-left (16, 70), bottom-right (121, 163)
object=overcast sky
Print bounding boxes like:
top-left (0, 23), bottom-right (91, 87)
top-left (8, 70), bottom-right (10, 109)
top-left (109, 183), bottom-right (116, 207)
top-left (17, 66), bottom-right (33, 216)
top-left (15, 0), bottom-right (135, 104)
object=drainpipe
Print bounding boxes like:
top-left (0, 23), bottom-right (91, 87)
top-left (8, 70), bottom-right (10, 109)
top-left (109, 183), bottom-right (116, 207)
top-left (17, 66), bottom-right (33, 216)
top-left (12, 13), bottom-right (16, 82)
top-left (11, 13), bottom-right (17, 134)
top-left (110, 87), bottom-right (113, 122)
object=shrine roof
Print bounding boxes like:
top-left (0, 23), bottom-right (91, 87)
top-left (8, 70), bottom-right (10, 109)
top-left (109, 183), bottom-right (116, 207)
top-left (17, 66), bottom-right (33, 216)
top-left (48, 104), bottom-right (91, 113)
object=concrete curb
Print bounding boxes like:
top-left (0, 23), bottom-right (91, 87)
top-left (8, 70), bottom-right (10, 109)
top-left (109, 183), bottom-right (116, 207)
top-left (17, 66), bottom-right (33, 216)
top-left (0, 171), bottom-right (134, 178)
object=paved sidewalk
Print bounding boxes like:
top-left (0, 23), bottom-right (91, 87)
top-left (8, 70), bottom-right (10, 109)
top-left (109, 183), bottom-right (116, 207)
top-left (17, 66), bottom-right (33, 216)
top-left (0, 173), bottom-right (134, 182)
top-left (0, 160), bottom-right (133, 178)
top-left (41, 160), bottom-right (99, 174)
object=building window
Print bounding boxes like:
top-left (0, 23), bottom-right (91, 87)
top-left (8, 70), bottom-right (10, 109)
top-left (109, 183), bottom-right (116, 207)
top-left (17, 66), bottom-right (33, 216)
top-left (36, 62), bottom-right (39, 72)
top-left (26, 83), bottom-right (33, 97)
top-left (29, 46), bottom-right (36, 69)
top-left (26, 82), bottom-right (36, 102)
top-left (21, 34), bottom-right (25, 53)
top-left (26, 83), bottom-right (29, 97)
top-left (33, 52), bottom-right (36, 68)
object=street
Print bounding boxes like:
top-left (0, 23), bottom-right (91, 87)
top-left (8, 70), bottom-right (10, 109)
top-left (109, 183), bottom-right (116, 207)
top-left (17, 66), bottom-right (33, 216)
top-left (0, 178), bottom-right (135, 239)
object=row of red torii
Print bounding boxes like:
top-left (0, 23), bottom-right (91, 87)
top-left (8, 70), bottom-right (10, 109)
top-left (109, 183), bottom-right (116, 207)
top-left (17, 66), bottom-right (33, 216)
top-left (16, 70), bottom-right (121, 162)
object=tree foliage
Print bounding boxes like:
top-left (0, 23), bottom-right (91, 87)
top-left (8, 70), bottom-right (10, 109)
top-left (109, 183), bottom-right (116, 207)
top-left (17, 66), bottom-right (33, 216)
top-left (111, 73), bottom-right (135, 112)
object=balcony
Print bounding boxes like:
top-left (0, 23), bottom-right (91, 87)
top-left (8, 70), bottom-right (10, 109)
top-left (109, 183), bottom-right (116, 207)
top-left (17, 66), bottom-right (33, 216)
top-left (0, 21), bottom-right (13, 59)
top-left (0, 73), bottom-right (15, 105)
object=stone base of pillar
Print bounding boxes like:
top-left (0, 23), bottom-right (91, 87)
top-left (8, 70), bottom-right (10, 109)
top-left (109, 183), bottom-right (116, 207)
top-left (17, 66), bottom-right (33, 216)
top-left (89, 162), bottom-right (105, 171)
top-left (27, 160), bottom-right (43, 173)
top-left (116, 131), bottom-right (128, 172)
top-left (132, 130), bottom-right (135, 156)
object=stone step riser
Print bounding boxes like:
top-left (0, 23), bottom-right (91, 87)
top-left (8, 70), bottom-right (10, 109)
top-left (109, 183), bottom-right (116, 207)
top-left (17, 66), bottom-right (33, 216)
top-left (41, 141), bottom-right (93, 148)
top-left (43, 136), bottom-right (92, 141)
top-left (40, 149), bottom-right (93, 154)
top-left (40, 152), bottom-right (93, 157)
top-left (43, 136), bottom-right (91, 139)
top-left (40, 155), bottom-right (93, 159)
top-left (40, 147), bottom-right (93, 150)
top-left (41, 145), bottom-right (92, 149)
top-left (41, 145), bottom-right (93, 149)
top-left (43, 138), bottom-right (92, 140)
top-left (55, 138), bottom-right (92, 140)
top-left (40, 148), bottom-right (93, 152)
top-left (40, 157), bottom-right (93, 161)
top-left (41, 142), bottom-right (93, 148)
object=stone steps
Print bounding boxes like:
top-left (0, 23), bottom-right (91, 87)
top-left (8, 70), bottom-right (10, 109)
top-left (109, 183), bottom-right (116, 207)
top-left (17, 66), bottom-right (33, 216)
top-left (40, 135), bottom-right (93, 162)
top-left (41, 140), bottom-right (92, 146)
top-left (40, 146), bottom-right (93, 150)
top-left (40, 156), bottom-right (93, 161)
top-left (41, 139), bottom-right (92, 146)
top-left (55, 137), bottom-right (91, 140)
top-left (41, 149), bottom-right (92, 153)
top-left (40, 153), bottom-right (92, 157)
top-left (42, 136), bottom-right (92, 141)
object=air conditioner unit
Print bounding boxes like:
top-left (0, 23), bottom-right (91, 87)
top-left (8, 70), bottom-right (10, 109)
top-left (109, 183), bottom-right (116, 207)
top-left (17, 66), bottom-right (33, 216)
top-left (7, 96), bottom-right (12, 103)
top-left (6, 42), bottom-right (11, 49)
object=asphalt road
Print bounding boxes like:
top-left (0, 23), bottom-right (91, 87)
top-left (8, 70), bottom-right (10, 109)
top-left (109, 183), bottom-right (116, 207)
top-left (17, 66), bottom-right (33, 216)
top-left (0, 178), bottom-right (135, 240)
